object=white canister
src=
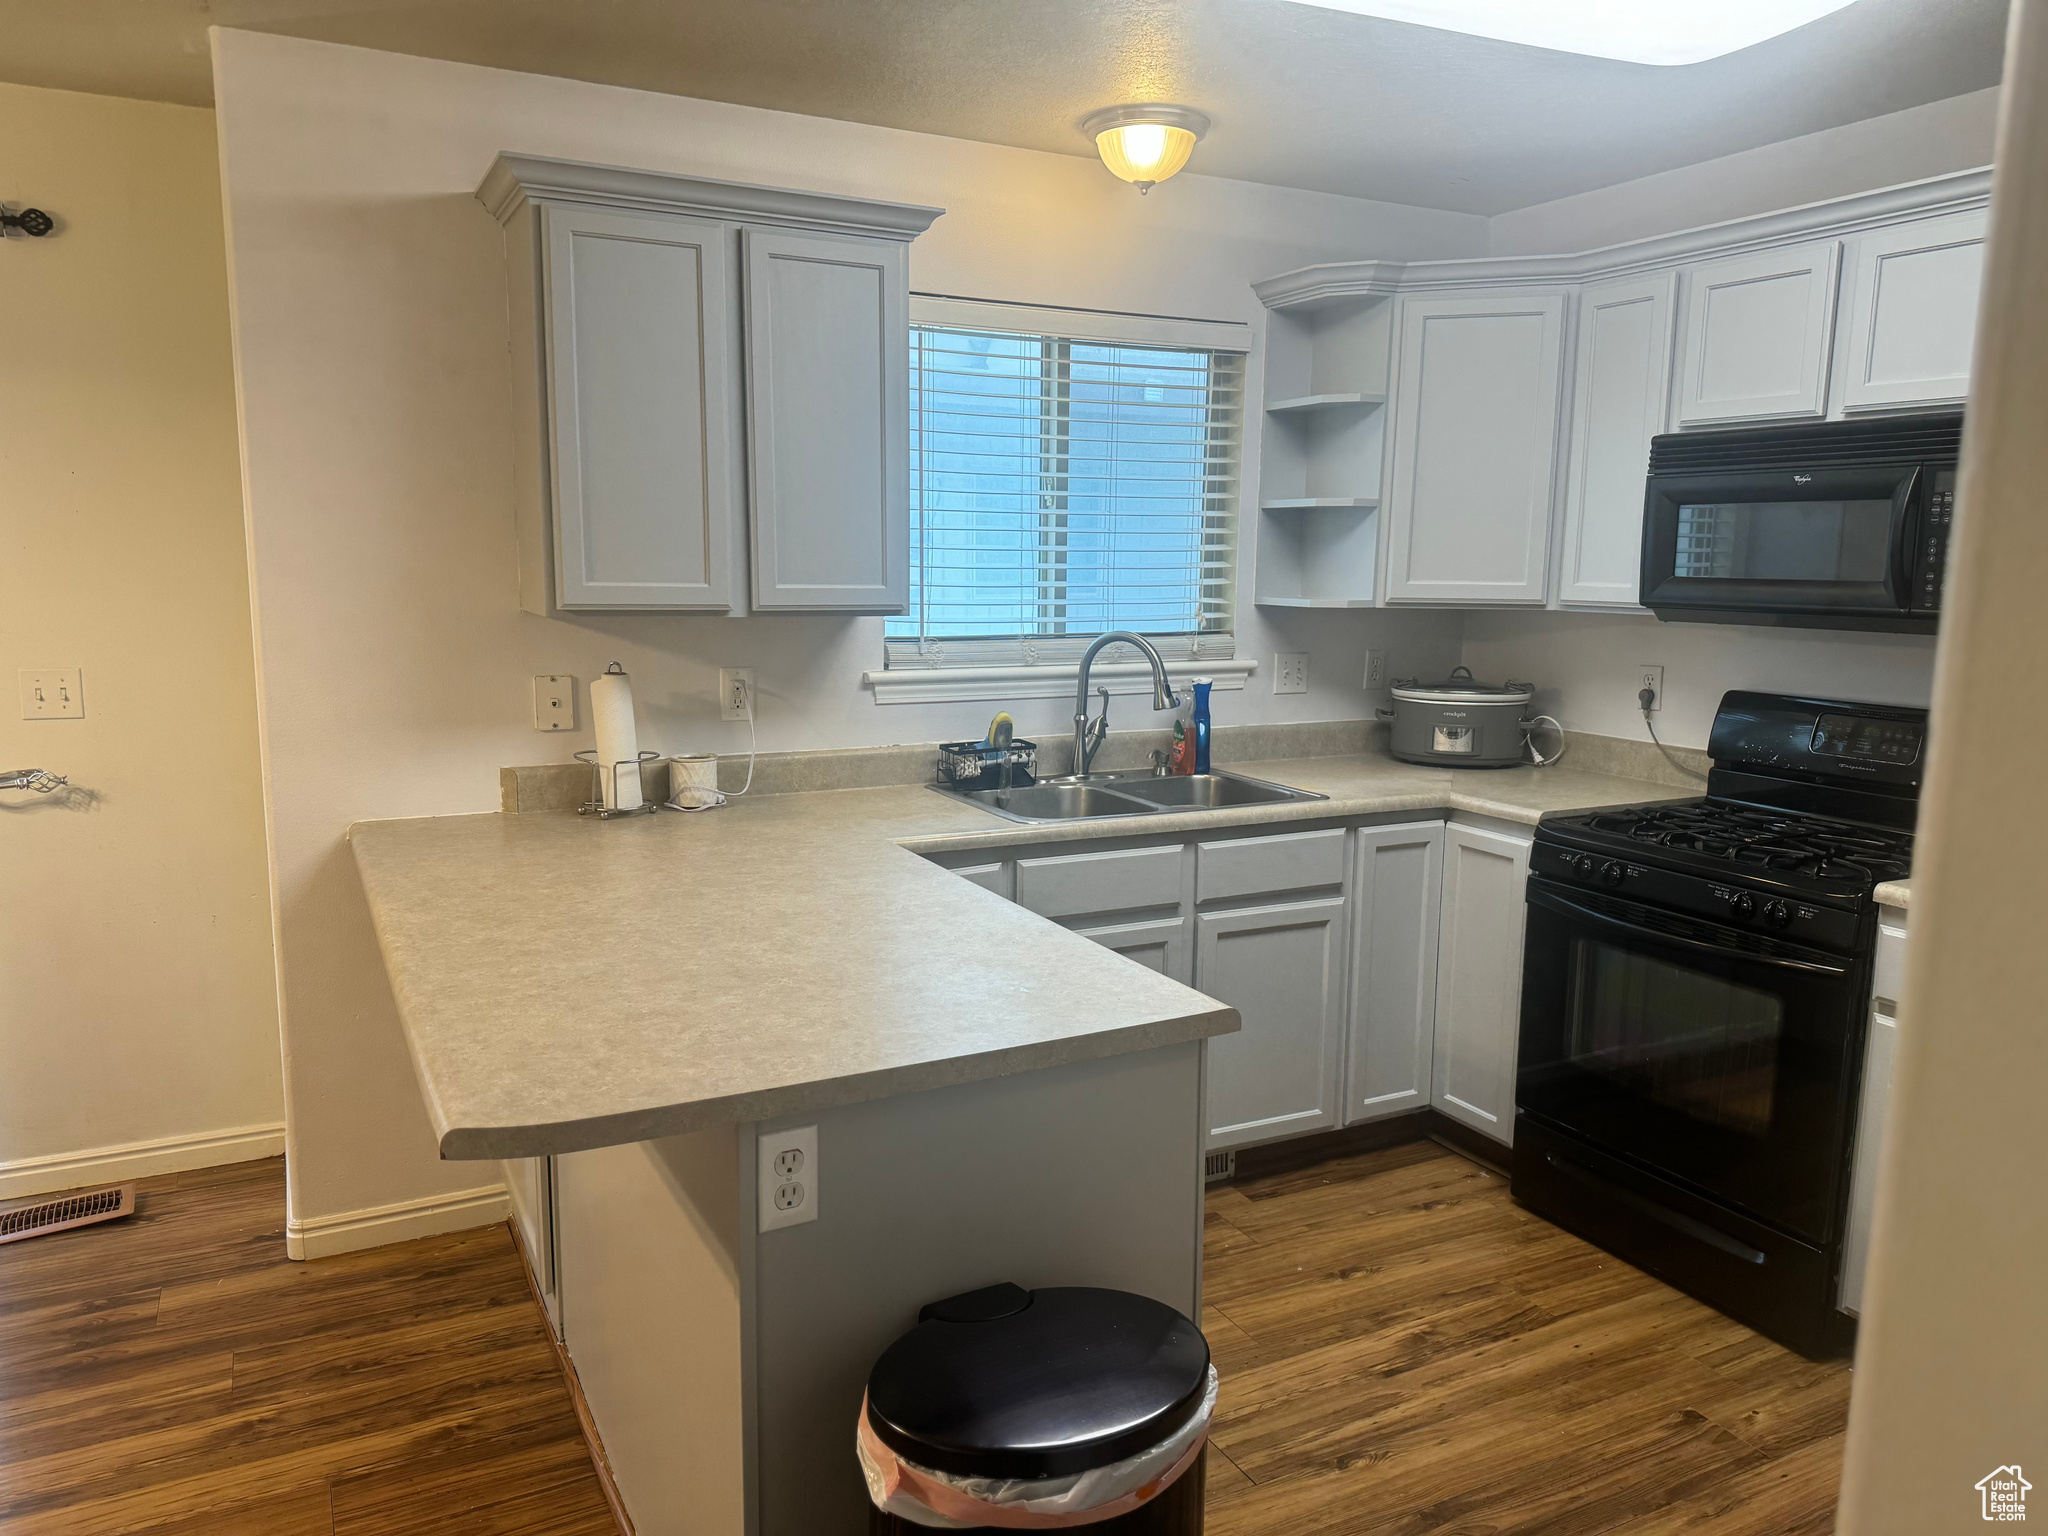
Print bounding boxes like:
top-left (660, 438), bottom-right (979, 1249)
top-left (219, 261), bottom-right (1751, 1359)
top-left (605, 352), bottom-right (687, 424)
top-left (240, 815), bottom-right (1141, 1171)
top-left (669, 753), bottom-right (722, 809)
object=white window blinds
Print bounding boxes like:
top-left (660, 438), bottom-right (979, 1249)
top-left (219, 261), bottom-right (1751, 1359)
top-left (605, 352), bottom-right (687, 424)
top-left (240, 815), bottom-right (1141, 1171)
top-left (884, 315), bottom-right (1245, 669)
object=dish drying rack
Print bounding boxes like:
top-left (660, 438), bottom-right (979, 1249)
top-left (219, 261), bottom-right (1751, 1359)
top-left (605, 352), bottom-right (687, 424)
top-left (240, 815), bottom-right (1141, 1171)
top-left (936, 739), bottom-right (1037, 794)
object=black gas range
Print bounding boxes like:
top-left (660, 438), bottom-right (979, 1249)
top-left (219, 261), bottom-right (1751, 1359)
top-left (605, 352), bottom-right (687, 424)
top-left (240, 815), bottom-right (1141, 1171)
top-left (1513, 691), bottom-right (1925, 1359)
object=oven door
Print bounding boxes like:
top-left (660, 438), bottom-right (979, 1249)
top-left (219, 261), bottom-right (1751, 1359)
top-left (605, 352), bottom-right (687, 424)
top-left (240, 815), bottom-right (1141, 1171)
top-left (1517, 879), bottom-right (1863, 1243)
top-left (1640, 464), bottom-right (1921, 619)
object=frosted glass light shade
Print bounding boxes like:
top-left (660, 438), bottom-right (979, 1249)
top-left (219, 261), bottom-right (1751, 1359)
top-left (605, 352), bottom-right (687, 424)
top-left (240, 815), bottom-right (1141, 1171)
top-left (1081, 105), bottom-right (1211, 193)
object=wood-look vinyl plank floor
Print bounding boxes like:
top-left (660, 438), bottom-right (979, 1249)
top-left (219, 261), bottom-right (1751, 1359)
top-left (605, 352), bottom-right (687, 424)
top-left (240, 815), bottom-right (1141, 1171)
top-left (4, 1141), bottom-right (1848, 1534)
top-left (0, 1159), bottom-right (615, 1536)
top-left (1201, 1140), bottom-right (1851, 1536)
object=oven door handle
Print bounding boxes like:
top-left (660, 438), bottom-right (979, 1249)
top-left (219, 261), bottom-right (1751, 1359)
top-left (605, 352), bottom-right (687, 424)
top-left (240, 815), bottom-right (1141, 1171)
top-left (1526, 883), bottom-right (1849, 977)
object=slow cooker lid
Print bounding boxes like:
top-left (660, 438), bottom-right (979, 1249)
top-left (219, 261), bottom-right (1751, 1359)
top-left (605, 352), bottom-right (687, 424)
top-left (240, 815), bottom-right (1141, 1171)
top-left (1389, 665), bottom-right (1534, 705)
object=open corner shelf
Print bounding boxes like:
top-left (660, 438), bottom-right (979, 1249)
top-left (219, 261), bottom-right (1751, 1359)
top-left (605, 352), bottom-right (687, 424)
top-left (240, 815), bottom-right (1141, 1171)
top-left (1254, 595), bottom-right (1378, 609)
top-left (1265, 392), bottom-right (1387, 415)
top-left (1260, 496), bottom-right (1379, 511)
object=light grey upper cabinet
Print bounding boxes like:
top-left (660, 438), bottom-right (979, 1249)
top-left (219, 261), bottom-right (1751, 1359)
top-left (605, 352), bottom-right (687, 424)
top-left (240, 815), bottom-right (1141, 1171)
top-left (1558, 274), bottom-right (1676, 608)
top-left (540, 204), bottom-right (740, 611)
top-left (1383, 292), bottom-right (1566, 605)
top-left (1674, 240), bottom-right (1841, 426)
top-left (479, 153), bottom-right (940, 617)
top-left (1431, 823), bottom-right (1531, 1146)
top-left (744, 230), bottom-right (911, 611)
top-left (1344, 821), bottom-right (1444, 1125)
top-left (1837, 211), bottom-right (1986, 413)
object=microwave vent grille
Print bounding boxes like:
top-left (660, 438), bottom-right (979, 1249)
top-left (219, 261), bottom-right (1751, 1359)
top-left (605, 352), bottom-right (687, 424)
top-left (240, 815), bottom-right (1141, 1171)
top-left (1649, 416), bottom-right (1963, 476)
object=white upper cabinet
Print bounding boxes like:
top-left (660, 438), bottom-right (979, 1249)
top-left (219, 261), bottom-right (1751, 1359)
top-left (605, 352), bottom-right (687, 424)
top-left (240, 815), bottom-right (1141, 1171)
top-left (541, 204), bottom-right (739, 611)
top-left (1674, 240), bottom-right (1841, 426)
top-left (1383, 292), bottom-right (1566, 605)
top-left (1837, 211), bottom-right (1987, 413)
top-left (744, 229), bottom-right (911, 612)
top-left (479, 153), bottom-right (940, 617)
top-left (1558, 273), bottom-right (1676, 607)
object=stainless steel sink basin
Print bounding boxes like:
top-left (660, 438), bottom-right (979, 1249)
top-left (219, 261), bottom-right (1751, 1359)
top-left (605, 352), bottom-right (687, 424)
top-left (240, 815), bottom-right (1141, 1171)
top-left (951, 781), bottom-right (1163, 823)
top-left (1114, 773), bottom-right (1309, 809)
top-left (938, 768), bottom-right (1325, 824)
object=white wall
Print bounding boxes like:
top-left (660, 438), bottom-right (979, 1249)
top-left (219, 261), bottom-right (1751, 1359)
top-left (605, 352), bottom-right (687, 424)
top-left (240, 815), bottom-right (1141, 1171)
top-left (0, 83), bottom-right (282, 1197)
top-left (1489, 87), bottom-right (2001, 255)
top-left (208, 30), bottom-right (1480, 1244)
top-left (1461, 611), bottom-right (1938, 750)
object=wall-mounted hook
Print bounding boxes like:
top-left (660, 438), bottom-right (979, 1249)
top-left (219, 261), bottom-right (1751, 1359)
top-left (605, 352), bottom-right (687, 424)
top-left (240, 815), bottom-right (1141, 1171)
top-left (2, 207), bottom-right (55, 238)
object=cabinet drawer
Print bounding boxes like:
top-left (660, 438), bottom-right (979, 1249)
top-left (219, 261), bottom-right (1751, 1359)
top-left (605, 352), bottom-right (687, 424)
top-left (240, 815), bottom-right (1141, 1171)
top-left (1198, 827), bottom-right (1346, 904)
top-left (1015, 844), bottom-right (1183, 920)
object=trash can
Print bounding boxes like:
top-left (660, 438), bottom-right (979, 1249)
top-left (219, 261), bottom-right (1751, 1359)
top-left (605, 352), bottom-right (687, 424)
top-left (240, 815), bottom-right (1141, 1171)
top-left (858, 1281), bottom-right (1213, 1532)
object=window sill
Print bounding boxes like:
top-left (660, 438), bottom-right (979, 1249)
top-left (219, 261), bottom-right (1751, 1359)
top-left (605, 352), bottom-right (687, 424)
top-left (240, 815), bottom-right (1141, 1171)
top-left (864, 658), bottom-right (1257, 706)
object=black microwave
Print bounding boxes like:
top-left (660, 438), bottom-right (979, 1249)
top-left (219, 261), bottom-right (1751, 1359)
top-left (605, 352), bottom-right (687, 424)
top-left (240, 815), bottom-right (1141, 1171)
top-left (1639, 414), bottom-right (1960, 634)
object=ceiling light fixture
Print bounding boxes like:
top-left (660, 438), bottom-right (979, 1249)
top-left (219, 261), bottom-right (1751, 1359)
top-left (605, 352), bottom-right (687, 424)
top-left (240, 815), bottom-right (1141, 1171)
top-left (1280, 0), bottom-right (1863, 66)
top-left (1082, 105), bottom-right (1210, 194)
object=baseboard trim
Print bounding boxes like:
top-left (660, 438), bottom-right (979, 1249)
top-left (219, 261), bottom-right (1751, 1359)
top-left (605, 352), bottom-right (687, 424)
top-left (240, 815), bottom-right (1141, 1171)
top-left (0, 1121), bottom-right (286, 1200)
top-left (1219, 1109), bottom-right (1512, 1186)
top-left (509, 1218), bottom-right (636, 1536)
top-left (286, 1183), bottom-right (510, 1261)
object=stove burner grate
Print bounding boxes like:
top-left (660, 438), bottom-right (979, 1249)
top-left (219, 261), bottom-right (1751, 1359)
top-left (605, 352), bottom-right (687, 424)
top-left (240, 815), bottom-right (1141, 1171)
top-left (1577, 803), bottom-right (1913, 887)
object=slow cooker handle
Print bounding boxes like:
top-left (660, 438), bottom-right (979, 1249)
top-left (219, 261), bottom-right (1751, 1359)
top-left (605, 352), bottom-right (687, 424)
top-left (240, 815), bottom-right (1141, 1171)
top-left (1523, 714), bottom-right (1567, 767)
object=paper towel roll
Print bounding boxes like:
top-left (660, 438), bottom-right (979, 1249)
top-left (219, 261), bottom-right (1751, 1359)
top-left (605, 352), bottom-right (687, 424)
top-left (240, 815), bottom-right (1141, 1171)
top-left (590, 666), bottom-right (642, 811)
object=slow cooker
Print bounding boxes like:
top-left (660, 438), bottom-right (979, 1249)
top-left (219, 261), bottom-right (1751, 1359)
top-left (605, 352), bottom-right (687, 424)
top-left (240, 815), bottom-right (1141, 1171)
top-left (1376, 667), bottom-right (1564, 768)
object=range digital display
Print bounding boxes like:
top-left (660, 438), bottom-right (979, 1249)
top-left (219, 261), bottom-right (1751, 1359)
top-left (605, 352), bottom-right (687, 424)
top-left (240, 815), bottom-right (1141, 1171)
top-left (1810, 714), bottom-right (1923, 765)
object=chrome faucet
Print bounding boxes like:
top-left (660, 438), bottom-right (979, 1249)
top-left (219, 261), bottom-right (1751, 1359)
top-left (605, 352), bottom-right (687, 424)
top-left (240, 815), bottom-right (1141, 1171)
top-left (1072, 632), bottom-right (1181, 778)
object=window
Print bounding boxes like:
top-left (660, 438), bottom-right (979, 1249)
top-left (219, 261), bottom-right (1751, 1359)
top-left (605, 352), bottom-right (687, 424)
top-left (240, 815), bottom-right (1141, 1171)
top-left (883, 307), bottom-right (1246, 673)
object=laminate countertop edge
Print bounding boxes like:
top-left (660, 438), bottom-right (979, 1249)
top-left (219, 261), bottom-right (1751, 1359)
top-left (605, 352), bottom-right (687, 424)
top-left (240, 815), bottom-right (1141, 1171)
top-left (350, 752), bottom-right (1693, 1160)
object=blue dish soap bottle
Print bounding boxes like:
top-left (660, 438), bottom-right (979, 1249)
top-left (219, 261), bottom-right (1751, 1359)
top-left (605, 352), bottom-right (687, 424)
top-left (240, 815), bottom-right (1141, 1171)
top-left (1191, 677), bottom-right (1213, 774)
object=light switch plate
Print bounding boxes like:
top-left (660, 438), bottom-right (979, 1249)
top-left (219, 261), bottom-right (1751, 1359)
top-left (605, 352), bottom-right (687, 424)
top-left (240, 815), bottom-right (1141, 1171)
top-left (1275, 652), bottom-right (1309, 695)
top-left (758, 1124), bottom-right (818, 1233)
top-left (20, 669), bottom-right (83, 720)
top-left (533, 674), bottom-right (574, 732)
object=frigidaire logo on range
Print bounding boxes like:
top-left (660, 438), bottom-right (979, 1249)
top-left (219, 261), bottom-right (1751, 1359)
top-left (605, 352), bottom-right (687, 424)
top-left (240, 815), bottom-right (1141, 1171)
top-left (1977, 1464), bottom-right (2030, 1522)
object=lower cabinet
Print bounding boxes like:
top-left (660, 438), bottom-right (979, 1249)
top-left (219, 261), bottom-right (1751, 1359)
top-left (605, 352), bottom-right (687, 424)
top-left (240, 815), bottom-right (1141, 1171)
top-left (1197, 897), bottom-right (1348, 1149)
top-left (1344, 821), bottom-right (1445, 1124)
top-left (1074, 914), bottom-right (1191, 981)
top-left (1431, 824), bottom-right (1533, 1145)
top-left (1841, 913), bottom-right (1908, 1315)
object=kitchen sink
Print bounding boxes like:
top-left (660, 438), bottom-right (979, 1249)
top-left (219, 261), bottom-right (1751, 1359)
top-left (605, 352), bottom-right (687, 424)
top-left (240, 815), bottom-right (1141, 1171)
top-left (938, 769), bottom-right (1325, 825)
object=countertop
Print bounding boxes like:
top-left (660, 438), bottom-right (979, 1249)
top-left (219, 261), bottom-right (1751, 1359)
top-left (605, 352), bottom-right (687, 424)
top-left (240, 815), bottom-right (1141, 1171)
top-left (1875, 880), bottom-right (1913, 910)
top-left (351, 752), bottom-right (1695, 1160)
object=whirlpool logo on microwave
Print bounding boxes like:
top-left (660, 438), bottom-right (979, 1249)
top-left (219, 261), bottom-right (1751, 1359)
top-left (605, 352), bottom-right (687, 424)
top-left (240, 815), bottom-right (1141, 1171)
top-left (1793, 474), bottom-right (1813, 484)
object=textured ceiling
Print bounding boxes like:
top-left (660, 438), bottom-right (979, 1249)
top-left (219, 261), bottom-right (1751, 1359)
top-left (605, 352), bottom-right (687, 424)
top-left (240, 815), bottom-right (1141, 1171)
top-left (0, 0), bottom-right (2010, 214)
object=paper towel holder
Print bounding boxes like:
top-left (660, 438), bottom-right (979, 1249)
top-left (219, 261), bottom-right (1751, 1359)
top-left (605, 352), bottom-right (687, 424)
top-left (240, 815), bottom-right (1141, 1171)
top-left (574, 749), bottom-right (662, 819)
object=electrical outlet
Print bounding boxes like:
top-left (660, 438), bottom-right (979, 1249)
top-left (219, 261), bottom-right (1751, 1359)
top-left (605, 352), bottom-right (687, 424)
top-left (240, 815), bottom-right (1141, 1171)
top-left (20, 669), bottom-right (83, 720)
top-left (1275, 652), bottom-right (1309, 695)
top-left (719, 667), bottom-right (755, 723)
top-left (1364, 650), bottom-right (1388, 690)
top-left (758, 1125), bottom-right (818, 1232)
top-left (533, 675), bottom-right (574, 732)
top-left (1638, 665), bottom-right (1665, 713)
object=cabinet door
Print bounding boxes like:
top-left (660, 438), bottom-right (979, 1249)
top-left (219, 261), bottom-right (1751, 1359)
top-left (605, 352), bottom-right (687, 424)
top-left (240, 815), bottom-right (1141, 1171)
top-left (1432, 825), bottom-right (1531, 1145)
top-left (744, 228), bottom-right (910, 612)
top-left (1384, 292), bottom-right (1566, 605)
top-left (1674, 240), bottom-right (1840, 425)
top-left (1838, 212), bottom-right (1986, 413)
top-left (1558, 274), bottom-right (1675, 607)
top-left (1345, 822), bottom-right (1444, 1124)
top-left (1198, 897), bottom-right (1348, 1149)
top-left (541, 203), bottom-right (737, 610)
top-left (1074, 915), bottom-right (1193, 985)
top-left (1841, 917), bottom-right (1907, 1315)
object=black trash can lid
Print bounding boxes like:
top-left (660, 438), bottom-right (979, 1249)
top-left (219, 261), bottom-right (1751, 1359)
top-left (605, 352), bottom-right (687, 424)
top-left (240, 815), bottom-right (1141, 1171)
top-left (865, 1283), bottom-right (1210, 1481)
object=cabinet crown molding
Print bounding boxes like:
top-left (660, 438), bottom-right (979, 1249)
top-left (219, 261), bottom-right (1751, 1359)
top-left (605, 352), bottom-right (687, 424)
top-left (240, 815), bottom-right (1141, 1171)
top-left (1255, 166), bottom-right (1992, 310)
top-left (477, 152), bottom-right (945, 242)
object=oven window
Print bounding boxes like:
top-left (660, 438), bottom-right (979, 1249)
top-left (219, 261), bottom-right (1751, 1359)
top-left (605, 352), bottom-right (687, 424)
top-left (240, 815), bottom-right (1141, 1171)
top-left (1674, 500), bottom-right (1893, 582)
top-left (1566, 940), bottom-right (1783, 1137)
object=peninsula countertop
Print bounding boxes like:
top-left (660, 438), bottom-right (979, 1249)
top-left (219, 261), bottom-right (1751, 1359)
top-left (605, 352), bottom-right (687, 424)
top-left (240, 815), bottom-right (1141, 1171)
top-left (350, 751), bottom-right (1695, 1160)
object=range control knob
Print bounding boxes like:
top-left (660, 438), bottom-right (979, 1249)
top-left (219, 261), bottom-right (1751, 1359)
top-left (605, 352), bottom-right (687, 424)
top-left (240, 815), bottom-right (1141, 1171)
top-left (1600, 861), bottom-right (1625, 887)
top-left (1762, 899), bottom-right (1792, 929)
top-left (1573, 854), bottom-right (1598, 880)
top-left (1726, 891), bottom-right (1756, 920)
